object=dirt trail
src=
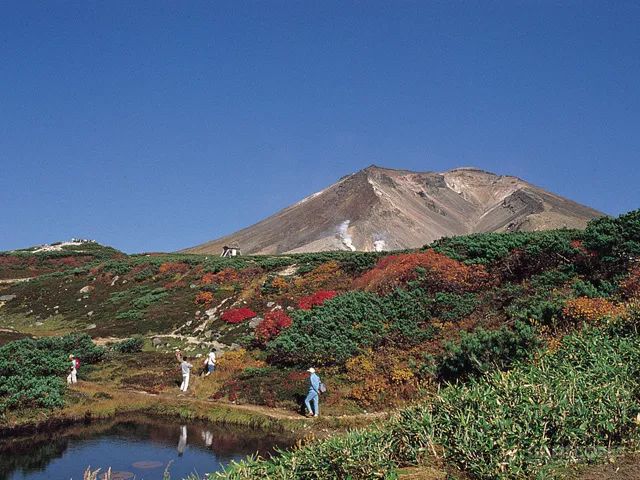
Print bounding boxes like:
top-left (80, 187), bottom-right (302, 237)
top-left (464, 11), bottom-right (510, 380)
top-left (151, 389), bottom-right (389, 422)
top-left (73, 381), bottom-right (390, 424)
top-left (0, 277), bottom-right (34, 284)
top-left (575, 455), bottom-right (640, 480)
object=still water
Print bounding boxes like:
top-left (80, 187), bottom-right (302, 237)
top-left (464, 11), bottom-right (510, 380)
top-left (0, 415), bottom-right (293, 480)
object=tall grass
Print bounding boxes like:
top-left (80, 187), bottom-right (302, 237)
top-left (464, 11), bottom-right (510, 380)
top-left (212, 327), bottom-right (640, 479)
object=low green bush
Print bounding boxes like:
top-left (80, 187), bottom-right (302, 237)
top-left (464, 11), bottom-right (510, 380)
top-left (432, 292), bottom-right (478, 321)
top-left (430, 229), bottom-right (580, 265)
top-left (583, 209), bottom-right (640, 265)
top-left (436, 321), bottom-right (540, 381)
top-left (111, 336), bottom-right (144, 353)
top-left (0, 334), bottom-right (105, 413)
top-left (267, 288), bottom-right (433, 366)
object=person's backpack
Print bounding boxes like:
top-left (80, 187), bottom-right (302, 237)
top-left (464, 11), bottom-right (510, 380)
top-left (74, 358), bottom-right (80, 369)
top-left (319, 382), bottom-right (327, 394)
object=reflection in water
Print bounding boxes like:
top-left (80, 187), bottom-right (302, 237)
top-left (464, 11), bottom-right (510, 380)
top-left (177, 425), bottom-right (187, 456)
top-left (202, 430), bottom-right (213, 447)
top-left (0, 415), bottom-right (293, 480)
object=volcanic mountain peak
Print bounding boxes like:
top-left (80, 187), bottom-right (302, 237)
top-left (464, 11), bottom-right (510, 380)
top-left (184, 166), bottom-right (603, 255)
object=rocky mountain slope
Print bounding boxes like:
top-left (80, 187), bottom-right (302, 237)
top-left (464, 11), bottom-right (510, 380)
top-left (185, 166), bottom-right (603, 255)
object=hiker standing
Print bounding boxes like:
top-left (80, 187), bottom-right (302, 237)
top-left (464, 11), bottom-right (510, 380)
top-left (67, 354), bottom-right (78, 384)
top-left (204, 350), bottom-right (216, 376)
top-left (304, 367), bottom-right (321, 417)
top-left (180, 357), bottom-right (193, 392)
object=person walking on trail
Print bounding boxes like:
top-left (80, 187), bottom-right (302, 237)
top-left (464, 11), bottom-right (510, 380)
top-left (67, 354), bottom-right (78, 384)
top-left (204, 350), bottom-right (216, 376)
top-left (180, 357), bottom-right (193, 393)
top-left (304, 367), bottom-right (321, 417)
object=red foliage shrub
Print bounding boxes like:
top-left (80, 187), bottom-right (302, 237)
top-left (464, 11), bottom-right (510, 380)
top-left (354, 250), bottom-right (490, 294)
top-left (0, 256), bottom-right (21, 267)
top-left (158, 262), bottom-right (190, 275)
top-left (194, 291), bottom-right (214, 306)
top-left (221, 307), bottom-right (256, 324)
top-left (297, 290), bottom-right (338, 310)
top-left (620, 265), bottom-right (640, 299)
top-left (50, 256), bottom-right (88, 268)
top-left (201, 268), bottom-right (239, 285)
top-left (165, 280), bottom-right (187, 290)
top-left (255, 310), bottom-right (292, 344)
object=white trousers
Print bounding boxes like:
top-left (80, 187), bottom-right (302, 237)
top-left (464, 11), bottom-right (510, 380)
top-left (180, 373), bottom-right (190, 391)
top-left (67, 369), bottom-right (77, 384)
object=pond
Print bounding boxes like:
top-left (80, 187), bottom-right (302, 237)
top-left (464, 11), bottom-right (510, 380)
top-left (0, 415), bottom-right (294, 480)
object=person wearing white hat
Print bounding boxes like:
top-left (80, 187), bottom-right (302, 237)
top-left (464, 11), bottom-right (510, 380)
top-left (66, 354), bottom-right (77, 384)
top-left (304, 367), bottom-right (321, 417)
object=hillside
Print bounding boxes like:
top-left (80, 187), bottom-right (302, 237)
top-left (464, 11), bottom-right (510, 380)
top-left (1, 210), bottom-right (640, 479)
top-left (184, 166), bottom-right (603, 255)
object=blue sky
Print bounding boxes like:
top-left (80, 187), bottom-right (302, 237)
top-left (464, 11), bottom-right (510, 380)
top-left (1, 1), bottom-right (638, 253)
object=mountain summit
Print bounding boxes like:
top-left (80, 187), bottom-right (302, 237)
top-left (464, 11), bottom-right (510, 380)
top-left (184, 166), bottom-right (603, 255)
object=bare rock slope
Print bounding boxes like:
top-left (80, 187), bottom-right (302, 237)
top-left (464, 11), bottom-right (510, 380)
top-left (184, 166), bottom-right (603, 255)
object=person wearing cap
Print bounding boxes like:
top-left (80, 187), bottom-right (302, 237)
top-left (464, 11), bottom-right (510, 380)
top-left (180, 356), bottom-right (193, 393)
top-left (204, 350), bottom-right (216, 376)
top-left (304, 367), bottom-right (321, 417)
top-left (67, 354), bottom-right (77, 384)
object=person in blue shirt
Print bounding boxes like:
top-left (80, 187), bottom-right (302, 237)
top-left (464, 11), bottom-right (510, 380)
top-left (304, 367), bottom-right (321, 417)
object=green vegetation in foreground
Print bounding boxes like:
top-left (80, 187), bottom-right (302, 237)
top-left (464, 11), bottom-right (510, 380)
top-left (212, 323), bottom-right (640, 479)
top-left (0, 334), bottom-right (104, 413)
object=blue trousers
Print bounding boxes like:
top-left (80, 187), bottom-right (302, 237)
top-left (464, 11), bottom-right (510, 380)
top-left (304, 390), bottom-right (319, 415)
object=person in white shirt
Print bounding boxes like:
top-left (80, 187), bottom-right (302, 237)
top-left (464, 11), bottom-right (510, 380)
top-left (67, 354), bottom-right (77, 384)
top-left (205, 350), bottom-right (216, 376)
top-left (180, 358), bottom-right (193, 392)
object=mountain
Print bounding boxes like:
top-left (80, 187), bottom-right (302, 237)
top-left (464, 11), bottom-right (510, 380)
top-left (183, 166), bottom-right (603, 255)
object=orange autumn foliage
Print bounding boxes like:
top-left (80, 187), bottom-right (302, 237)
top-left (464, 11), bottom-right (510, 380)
top-left (354, 250), bottom-right (490, 294)
top-left (194, 291), bottom-right (214, 306)
top-left (270, 276), bottom-right (289, 292)
top-left (158, 262), bottom-right (190, 275)
top-left (563, 297), bottom-right (627, 323)
top-left (293, 261), bottom-right (350, 293)
top-left (201, 268), bottom-right (239, 285)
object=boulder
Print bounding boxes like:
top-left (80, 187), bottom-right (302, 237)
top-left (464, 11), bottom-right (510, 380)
top-left (0, 294), bottom-right (16, 302)
top-left (79, 285), bottom-right (94, 294)
top-left (85, 323), bottom-right (97, 330)
top-left (248, 317), bottom-right (264, 328)
top-left (87, 311), bottom-right (94, 317)
top-left (152, 337), bottom-right (163, 347)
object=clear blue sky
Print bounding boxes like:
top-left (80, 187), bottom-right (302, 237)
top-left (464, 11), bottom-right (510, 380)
top-left (1, 1), bottom-right (638, 253)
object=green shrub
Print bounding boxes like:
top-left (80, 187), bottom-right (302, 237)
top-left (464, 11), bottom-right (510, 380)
top-left (112, 336), bottom-right (144, 353)
top-left (132, 287), bottom-right (168, 309)
top-left (505, 290), bottom-right (568, 326)
top-left (267, 288), bottom-right (434, 366)
top-left (116, 310), bottom-right (142, 320)
top-left (267, 291), bottom-right (388, 366)
top-left (0, 334), bottom-right (105, 413)
top-left (431, 230), bottom-right (580, 265)
top-left (432, 292), bottom-right (478, 321)
top-left (583, 209), bottom-right (640, 265)
top-left (436, 322), bottom-right (541, 381)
